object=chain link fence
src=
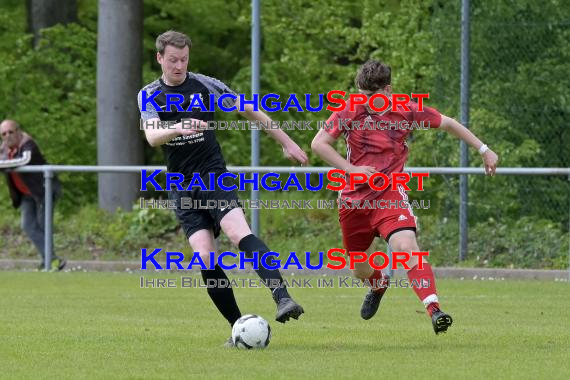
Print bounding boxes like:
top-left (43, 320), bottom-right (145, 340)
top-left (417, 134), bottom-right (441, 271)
top-left (422, 0), bottom-right (569, 267)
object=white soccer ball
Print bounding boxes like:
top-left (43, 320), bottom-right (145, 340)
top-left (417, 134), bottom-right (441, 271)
top-left (231, 314), bottom-right (271, 349)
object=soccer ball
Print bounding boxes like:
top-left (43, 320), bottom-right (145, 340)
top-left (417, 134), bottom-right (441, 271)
top-left (231, 314), bottom-right (271, 349)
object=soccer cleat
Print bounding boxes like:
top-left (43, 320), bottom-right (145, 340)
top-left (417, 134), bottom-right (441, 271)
top-left (360, 288), bottom-right (387, 320)
top-left (275, 297), bottom-right (304, 323)
top-left (51, 257), bottom-right (67, 272)
top-left (431, 308), bottom-right (453, 335)
top-left (223, 337), bottom-right (235, 348)
top-left (36, 257), bottom-right (66, 272)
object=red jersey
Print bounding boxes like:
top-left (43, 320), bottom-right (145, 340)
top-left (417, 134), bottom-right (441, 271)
top-left (7, 148), bottom-right (31, 195)
top-left (325, 101), bottom-right (442, 200)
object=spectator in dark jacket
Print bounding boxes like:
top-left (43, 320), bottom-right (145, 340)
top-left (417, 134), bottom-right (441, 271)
top-left (0, 119), bottom-right (65, 271)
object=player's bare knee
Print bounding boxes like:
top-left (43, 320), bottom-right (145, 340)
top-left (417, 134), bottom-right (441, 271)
top-left (225, 229), bottom-right (246, 247)
top-left (188, 230), bottom-right (217, 263)
top-left (223, 225), bottom-right (250, 246)
top-left (198, 250), bottom-right (215, 263)
top-left (220, 209), bottom-right (252, 246)
top-left (406, 254), bottom-right (420, 270)
top-left (352, 269), bottom-right (369, 280)
top-left (190, 244), bottom-right (216, 263)
top-left (389, 237), bottom-right (419, 254)
top-left (352, 261), bottom-right (374, 279)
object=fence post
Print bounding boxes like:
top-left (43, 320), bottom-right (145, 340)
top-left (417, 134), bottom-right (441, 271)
top-left (386, 244), bottom-right (393, 278)
top-left (250, 0), bottom-right (261, 236)
top-left (43, 168), bottom-right (54, 271)
top-left (459, 0), bottom-right (471, 261)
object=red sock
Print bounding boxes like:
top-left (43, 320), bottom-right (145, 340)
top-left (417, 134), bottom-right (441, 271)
top-left (407, 263), bottom-right (439, 316)
top-left (364, 269), bottom-right (389, 295)
top-left (426, 302), bottom-right (441, 317)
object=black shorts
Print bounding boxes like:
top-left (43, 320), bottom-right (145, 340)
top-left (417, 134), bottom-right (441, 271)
top-left (168, 171), bottom-right (241, 239)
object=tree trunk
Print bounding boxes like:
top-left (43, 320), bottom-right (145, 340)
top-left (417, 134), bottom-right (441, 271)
top-left (97, 0), bottom-right (144, 212)
top-left (27, 0), bottom-right (77, 47)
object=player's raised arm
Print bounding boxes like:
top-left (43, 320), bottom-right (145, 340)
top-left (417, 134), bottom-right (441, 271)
top-left (311, 129), bottom-right (348, 171)
top-left (235, 97), bottom-right (308, 165)
top-left (439, 115), bottom-right (499, 176)
top-left (311, 123), bottom-right (377, 177)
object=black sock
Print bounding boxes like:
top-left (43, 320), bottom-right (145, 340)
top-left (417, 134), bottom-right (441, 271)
top-left (201, 265), bottom-right (241, 327)
top-left (238, 234), bottom-right (290, 302)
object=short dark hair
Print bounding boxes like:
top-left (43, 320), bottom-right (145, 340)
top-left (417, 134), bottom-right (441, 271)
top-left (156, 30), bottom-right (192, 55)
top-left (355, 59), bottom-right (391, 91)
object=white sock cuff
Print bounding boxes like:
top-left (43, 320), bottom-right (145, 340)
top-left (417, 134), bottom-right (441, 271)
top-left (422, 294), bottom-right (439, 307)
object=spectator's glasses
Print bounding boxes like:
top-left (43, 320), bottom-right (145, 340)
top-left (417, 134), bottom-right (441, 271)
top-left (1, 130), bottom-right (15, 137)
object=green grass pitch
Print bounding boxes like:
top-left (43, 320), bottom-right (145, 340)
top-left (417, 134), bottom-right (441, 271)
top-left (0, 272), bottom-right (569, 379)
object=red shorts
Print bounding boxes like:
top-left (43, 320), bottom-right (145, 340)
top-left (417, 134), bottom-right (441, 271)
top-left (338, 186), bottom-right (417, 252)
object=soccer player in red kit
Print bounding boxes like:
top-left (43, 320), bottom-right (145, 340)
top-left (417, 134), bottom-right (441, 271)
top-left (311, 59), bottom-right (498, 334)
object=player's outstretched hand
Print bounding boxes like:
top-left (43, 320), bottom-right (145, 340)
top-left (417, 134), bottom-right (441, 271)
top-left (346, 165), bottom-right (377, 178)
top-left (346, 165), bottom-right (378, 177)
top-left (483, 149), bottom-right (498, 176)
top-left (282, 142), bottom-right (309, 166)
top-left (346, 165), bottom-right (382, 188)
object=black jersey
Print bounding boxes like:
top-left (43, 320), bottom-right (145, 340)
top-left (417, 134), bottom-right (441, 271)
top-left (137, 72), bottom-right (237, 177)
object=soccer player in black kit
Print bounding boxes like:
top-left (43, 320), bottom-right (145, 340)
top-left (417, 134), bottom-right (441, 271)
top-left (138, 31), bottom-right (308, 346)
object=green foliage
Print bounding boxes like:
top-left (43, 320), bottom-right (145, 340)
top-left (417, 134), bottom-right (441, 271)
top-left (417, 214), bottom-right (569, 269)
top-left (1, 194), bottom-right (568, 270)
top-left (469, 217), bottom-right (569, 269)
top-left (426, 0), bottom-right (570, 229)
top-left (124, 207), bottom-right (179, 240)
top-left (52, 204), bottom-right (181, 261)
top-left (1, 202), bottom-right (182, 262)
top-left (229, 0), bottom-right (439, 167)
top-left (0, 22), bottom-right (98, 212)
top-left (0, 0), bottom-right (567, 268)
